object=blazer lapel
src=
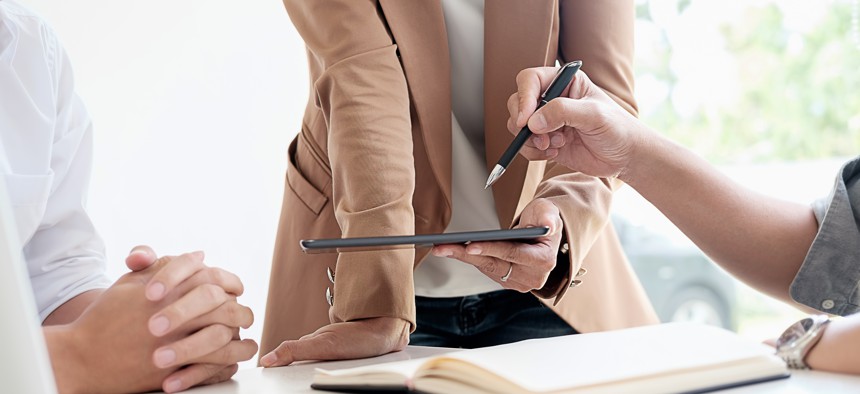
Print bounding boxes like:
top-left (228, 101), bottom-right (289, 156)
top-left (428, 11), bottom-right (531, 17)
top-left (484, 0), bottom-right (558, 226)
top-left (380, 0), bottom-right (452, 226)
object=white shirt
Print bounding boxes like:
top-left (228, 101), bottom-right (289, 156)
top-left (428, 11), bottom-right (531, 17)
top-left (0, 0), bottom-right (110, 321)
top-left (414, 0), bottom-right (503, 297)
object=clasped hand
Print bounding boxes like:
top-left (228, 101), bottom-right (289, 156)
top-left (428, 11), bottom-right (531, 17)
top-left (67, 246), bottom-right (258, 393)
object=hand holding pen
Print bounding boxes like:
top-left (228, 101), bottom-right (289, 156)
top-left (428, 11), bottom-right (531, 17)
top-left (503, 64), bottom-right (647, 180)
top-left (485, 61), bottom-right (583, 188)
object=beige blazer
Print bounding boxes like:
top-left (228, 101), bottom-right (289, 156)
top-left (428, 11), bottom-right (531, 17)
top-left (261, 0), bottom-right (658, 356)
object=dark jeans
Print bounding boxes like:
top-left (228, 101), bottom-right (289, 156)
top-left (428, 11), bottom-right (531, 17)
top-left (410, 289), bottom-right (577, 348)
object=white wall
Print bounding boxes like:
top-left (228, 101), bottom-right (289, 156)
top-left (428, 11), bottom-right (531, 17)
top-left (22, 0), bottom-right (309, 366)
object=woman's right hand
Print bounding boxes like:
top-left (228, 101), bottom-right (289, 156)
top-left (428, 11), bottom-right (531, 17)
top-left (506, 67), bottom-right (652, 180)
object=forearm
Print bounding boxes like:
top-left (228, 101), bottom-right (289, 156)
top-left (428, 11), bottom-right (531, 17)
top-left (621, 130), bottom-right (818, 302)
top-left (287, 0), bottom-right (417, 327)
top-left (806, 315), bottom-right (860, 373)
top-left (43, 289), bottom-right (103, 326)
top-left (43, 325), bottom-right (88, 394)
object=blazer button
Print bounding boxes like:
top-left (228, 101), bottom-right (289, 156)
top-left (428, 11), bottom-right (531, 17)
top-left (327, 267), bottom-right (335, 284)
top-left (325, 287), bottom-right (334, 306)
top-left (569, 279), bottom-right (582, 288)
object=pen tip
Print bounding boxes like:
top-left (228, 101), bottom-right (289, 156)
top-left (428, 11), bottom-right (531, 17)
top-left (485, 165), bottom-right (506, 189)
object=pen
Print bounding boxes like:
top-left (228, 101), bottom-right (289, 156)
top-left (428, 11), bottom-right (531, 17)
top-left (485, 60), bottom-right (583, 189)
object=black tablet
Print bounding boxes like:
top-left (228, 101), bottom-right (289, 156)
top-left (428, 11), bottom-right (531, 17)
top-left (300, 227), bottom-right (550, 254)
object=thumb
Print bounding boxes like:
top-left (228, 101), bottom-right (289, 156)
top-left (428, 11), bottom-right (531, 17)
top-left (126, 245), bottom-right (158, 272)
top-left (260, 333), bottom-right (338, 367)
top-left (527, 97), bottom-right (591, 135)
top-left (520, 199), bottom-right (562, 235)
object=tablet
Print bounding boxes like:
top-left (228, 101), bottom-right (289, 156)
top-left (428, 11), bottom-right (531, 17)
top-left (300, 227), bottom-right (550, 254)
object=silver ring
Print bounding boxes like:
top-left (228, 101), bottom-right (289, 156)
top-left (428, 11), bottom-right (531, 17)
top-left (500, 263), bottom-right (513, 282)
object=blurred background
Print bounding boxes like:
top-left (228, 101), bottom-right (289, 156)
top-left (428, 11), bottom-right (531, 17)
top-left (22, 0), bottom-right (859, 368)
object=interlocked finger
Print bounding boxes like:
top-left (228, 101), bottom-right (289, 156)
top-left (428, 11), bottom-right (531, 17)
top-left (182, 299), bottom-right (254, 333)
top-left (149, 283), bottom-right (233, 337)
top-left (190, 338), bottom-right (258, 366)
top-left (153, 324), bottom-right (234, 369)
top-left (146, 251), bottom-right (206, 301)
top-left (173, 266), bottom-right (244, 298)
top-left (161, 363), bottom-right (239, 393)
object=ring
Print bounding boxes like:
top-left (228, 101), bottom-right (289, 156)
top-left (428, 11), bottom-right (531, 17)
top-left (500, 263), bottom-right (513, 282)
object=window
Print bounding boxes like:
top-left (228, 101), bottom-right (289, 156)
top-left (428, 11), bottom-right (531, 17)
top-left (622, 0), bottom-right (858, 337)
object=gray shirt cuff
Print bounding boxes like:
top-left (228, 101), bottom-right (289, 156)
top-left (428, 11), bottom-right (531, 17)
top-left (790, 156), bottom-right (860, 316)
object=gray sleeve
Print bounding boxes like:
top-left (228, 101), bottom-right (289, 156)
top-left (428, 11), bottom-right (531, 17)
top-left (790, 156), bottom-right (860, 316)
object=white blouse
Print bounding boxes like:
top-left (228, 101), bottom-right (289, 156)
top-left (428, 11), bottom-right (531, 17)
top-left (0, 0), bottom-right (110, 320)
top-left (414, 0), bottom-right (504, 297)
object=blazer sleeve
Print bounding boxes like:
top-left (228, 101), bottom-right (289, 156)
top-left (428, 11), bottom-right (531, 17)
top-left (530, 0), bottom-right (638, 302)
top-left (283, 1), bottom-right (417, 329)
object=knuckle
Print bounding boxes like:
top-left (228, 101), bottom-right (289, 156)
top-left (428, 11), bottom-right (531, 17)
top-left (273, 342), bottom-right (290, 360)
top-left (222, 364), bottom-right (239, 379)
top-left (224, 301), bottom-right (240, 325)
top-left (515, 69), bottom-right (530, 85)
top-left (204, 365), bottom-right (237, 385)
top-left (477, 259), bottom-right (496, 273)
top-left (215, 324), bottom-right (234, 344)
top-left (166, 303), bottom-right (188, 322)
top-left (204, 267), bottom-right (223, 285)
top-left (503, 248), bottom-right (521, 263)
top-left (218, 342), bottom-right (237, 364)
top-left (202, 363), bottom-right (222, 380)
top-left (582, 101), bottom-right (604, 120)
top-left (202, 283), bottom-right (226, 301)
top-left (182, 252), bottom-right (205, 268)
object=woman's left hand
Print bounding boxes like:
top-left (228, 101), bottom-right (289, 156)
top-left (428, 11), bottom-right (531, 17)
top-left (431, 198), bottom-right (564, 292)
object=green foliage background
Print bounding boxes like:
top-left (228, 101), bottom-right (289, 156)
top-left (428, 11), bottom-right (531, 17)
top-left (635, 0), bottom-right (860, 163)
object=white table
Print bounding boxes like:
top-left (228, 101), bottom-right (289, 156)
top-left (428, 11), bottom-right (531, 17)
top-left (178, 346), bottom-right (860, 393)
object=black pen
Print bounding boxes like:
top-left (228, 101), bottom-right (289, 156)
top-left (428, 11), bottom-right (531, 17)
top-left (485, 60), bottom-right (583, 189)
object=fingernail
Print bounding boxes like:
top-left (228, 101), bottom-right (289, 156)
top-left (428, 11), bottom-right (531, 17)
top-left (164, 378), bottom-right (182, 393)
top-left (129, 249), bottom-right (149, 258)
top-left (146, 282), bottom-right (165, 301)
top-left (532, 135), bottom-right (546, 148)
top-left (154, 348), bottom-right (176, 368)
top-left (532, 113), bottom-right (547, 130)
top-left (150, 315), bottom-right (170, 336)
top-left (261, 353), bottom-right (277, 367)
top-left (467, 246), bottom-right (481, 255)
top-left (437, 249), bottom-right (452, 257)
top-left (551, 134), bottom-right (564, 147)
top-left (516, 111), bottom-right (524, 126)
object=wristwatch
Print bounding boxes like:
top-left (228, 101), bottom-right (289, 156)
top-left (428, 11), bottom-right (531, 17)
top-left (775, 314), bottom-right (831, 369)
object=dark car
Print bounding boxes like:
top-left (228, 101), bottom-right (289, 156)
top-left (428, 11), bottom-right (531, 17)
top-left (612, 215), bottom-right (737, 330)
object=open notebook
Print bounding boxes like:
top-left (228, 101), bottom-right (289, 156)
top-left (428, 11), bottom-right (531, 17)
top-left (313, 322), bottom-right (789, 394)
top-left (0, 176), bottom-right (59, 393)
